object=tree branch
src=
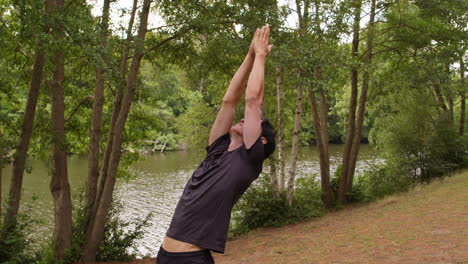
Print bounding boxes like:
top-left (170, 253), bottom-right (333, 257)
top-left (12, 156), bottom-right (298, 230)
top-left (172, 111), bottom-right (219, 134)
top-left (65, 95), bottom-right (94, 124)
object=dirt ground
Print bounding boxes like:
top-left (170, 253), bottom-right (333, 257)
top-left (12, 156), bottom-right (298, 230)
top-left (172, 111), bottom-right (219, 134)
top-left (101, 169), bottom-right (468, 264)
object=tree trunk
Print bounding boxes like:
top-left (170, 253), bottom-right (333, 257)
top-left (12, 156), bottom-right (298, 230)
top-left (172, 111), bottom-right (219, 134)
top-left (433, 81), bottom-right (448, 112)
top-left (86, 0), bottom-right (111, 222)
top-left (80, 0), bottom-right (152, 261)
top-left (446, 63), bottom-right (453, 123)
top-left (287, 79), bottom-right (303, 206)
top-left (269, 157), bottom-right (279, 196)
top-left (448, 95), bottom-right (454, 123)
top-left (307, 0), bottom-right (333, 207)
top-left (338, 0), bottom-right (361, 205)
top-left (346, 0), bottom-right (376, 193)
top-left (49, 0), bottom-right (72, 259)
top-left (275, 65), bottom-right (286, 192)
top-left (3, 31), bottom-right (46, 232)
top-left (309, 86), bottom-right (333, 208)
top-left (459, 57), bottom-right (465, 136)
top-left (95, 0), bottom-right (137, 211)
top-left (285, 0), bottom-right (309, 206)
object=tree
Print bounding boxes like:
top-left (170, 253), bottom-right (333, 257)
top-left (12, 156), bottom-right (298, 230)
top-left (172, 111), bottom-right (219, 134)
top-left (305, 0), bottom-right (349, 208)
top-left (49, 0), bottom-right (73, 258)
top-left (459, 56), bottom-right (466, 136)
top-left (275, 65), bottom-right (286, 193)
top-left (286, 0), bottom-right (310, 206)
top-left (85, 0), bottom-right (111, 225)
top-left (2, 0), bottom-right (47, 233)
top-left (337, 0), bottom-right (362, 204)
top-left (80, 0), bottom-right (153, 261)
top-left (346, 0), bottom-right (377, 196)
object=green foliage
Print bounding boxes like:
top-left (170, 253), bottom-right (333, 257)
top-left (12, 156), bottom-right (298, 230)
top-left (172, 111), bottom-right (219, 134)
top-left (371, 89), bottom-right (466, 181)
top-left (35, 194), bottom-right (152, 264)
top-left (357, 163), bottom-right (413, 202)
top-left (96, 200), bottom-right (152, 262)
top-left (231, 173), bottom-right (326, 236)
top-left (176, 98), bottom-right (216, 151)
top-left (330, 165), bottom-right (365, 203)
top-left (426, 115), bottom-right (467, 175)
top-left (0, 208), bottom-right (40, 264)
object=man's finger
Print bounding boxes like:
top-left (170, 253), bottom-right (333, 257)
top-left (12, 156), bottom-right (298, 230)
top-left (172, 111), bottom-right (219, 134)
top-left (263, 26), bottom-right (268, 40)
top-left (258, 27), bottom-right (264, 40)
top-left (263, 26), bottom-right (269, 41)
top-left (254, 28), bottom-right (260, 41)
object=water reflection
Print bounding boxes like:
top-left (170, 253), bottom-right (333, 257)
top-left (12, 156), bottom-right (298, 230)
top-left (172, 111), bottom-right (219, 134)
top-left (1, 145), bottom-right (379, 257)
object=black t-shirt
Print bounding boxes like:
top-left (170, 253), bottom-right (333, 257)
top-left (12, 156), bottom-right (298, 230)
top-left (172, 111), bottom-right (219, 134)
top-left (165, 133), bottom-right (264, 253)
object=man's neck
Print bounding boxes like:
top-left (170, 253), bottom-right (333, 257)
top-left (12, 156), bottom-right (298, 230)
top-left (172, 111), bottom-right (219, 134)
top-left (228, 135), bottom-right (243, 151)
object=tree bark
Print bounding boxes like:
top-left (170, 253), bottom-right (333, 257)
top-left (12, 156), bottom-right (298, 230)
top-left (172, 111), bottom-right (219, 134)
top-left (310, 0), bottom-right (333, 208)
top-left (346, 0), bottom-right (376, 193)
top-left (433, 81), bottom-right (448, 112)
top-left (309, 86), bottom-right (333, 208)
top-left (85, 0), bottom-right (111, 225)
top-left (3, 20), bottom-right (47, 231)
top-left (275, 65), bottom-right (286, 192)
top-left (269, 157), bottom-right (279, 196)
top-left (448, 95), bottom-right (454, 123)
top-left (95, 0), bottom-right (138, 211)
top-left (287, 79), bottom-right (303, 206)
top-left (459, 57), bottom-right (465, 136)
top-left (49, 0), bottom-right (72, 259)
top-left (80, 0), bottom-right (152, 261)
top-left (338, 0), bottom-right (361, 204)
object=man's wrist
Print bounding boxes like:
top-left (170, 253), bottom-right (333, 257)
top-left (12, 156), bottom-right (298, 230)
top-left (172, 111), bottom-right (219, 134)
top-left (247, 49), bottom-right (255, 58)
top-left (254, 53), bottom-right (267, 59)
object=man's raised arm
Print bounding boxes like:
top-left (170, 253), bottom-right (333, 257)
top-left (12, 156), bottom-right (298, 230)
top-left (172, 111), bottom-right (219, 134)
top-left (243, 26), bottom-right (272, 149)
top-left (208, 36), bottom-right (256, 145)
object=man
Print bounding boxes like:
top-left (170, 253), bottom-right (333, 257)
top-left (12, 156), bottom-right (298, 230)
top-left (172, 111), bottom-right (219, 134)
top-left (156, 25), bottom-right (276, 264)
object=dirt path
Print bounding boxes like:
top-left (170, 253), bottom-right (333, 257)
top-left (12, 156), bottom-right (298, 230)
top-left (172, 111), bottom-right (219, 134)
top-left (104, 169), bottom-right (468, 264)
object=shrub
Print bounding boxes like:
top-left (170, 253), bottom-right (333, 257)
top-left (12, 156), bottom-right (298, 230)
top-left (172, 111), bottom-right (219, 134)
top-left (96, 200), bottom-right (152, 262)
top-left (330, 165), bottom-right (365, 203)
top-left (370, 89), bottom-right (466, 182)
top-left (0, 207), bottom-right (40, 264)
top-left (230, 173), bottom-right (325, 236)
top-left (358, 162), bottom-right (413, 202)
top-left (37, 194), bottom-right (152, 264)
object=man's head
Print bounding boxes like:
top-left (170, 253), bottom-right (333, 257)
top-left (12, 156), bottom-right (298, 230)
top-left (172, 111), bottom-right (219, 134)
top-left (230, 118), bottom-right (277, 159)
top-left (260, 119), bottom-right (276, 159)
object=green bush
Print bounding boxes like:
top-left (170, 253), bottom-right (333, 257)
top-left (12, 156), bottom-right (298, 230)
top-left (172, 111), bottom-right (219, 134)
top-left (37, 194), bottom-right (152, 264)
top-left (330, 165), bottom-right (365, 203)
top-left (426, 114), bottom-right (467, 177)
top-left (358, 162), bottom-right (413, 202)
top-left (96, 200), bottom-right (152, 262)
top-left (370, 90), bottom-right (466, 182)
top-left (0, 207), bottom-right (40, 264)
top-left (290, 175), bottom-right (327, 218)
top-left (230, 173), bottom-right (326, 236)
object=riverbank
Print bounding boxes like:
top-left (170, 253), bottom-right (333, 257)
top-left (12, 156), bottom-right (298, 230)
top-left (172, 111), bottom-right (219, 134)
top-left (101, 169), bottom-right (467, 264)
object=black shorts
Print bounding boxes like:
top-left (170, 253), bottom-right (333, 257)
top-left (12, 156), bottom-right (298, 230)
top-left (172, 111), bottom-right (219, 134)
top-left (156, 246), bottom-right (215, 264)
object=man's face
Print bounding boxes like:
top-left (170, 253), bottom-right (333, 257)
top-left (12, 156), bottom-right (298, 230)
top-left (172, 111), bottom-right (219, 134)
top-left (230, 119), bottom-right (244, 136)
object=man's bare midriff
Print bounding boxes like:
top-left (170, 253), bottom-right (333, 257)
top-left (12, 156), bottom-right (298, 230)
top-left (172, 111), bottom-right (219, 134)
top-left (162, 235), bottom-right (206, 252)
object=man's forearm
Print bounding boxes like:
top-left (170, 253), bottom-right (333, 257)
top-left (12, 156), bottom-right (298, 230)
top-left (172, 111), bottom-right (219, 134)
top-left (222, 51), bottom-right (255, 105)
top-left (245, 54), bottom-right (266, 104)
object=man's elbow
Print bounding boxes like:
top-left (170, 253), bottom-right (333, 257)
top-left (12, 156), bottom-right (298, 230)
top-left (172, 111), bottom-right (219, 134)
top-left (221, 98), bottom-right (237, 106)
top-left (245, 96), bottom-right (262, 107)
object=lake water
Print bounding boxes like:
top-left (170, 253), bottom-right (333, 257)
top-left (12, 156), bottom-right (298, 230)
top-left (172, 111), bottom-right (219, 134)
top-left (1, 144), bottom-right (380, 257)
